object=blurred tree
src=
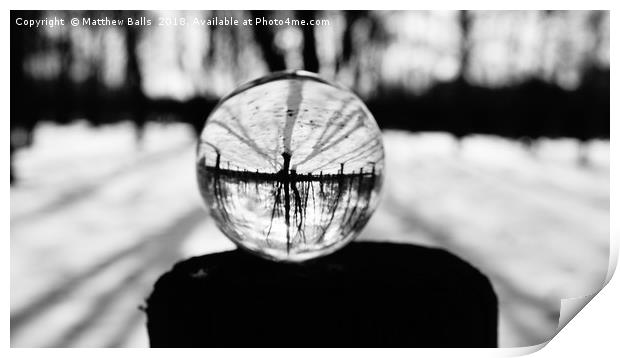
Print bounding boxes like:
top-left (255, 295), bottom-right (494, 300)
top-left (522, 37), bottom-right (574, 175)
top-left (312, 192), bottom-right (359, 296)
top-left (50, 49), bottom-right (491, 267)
top-left (451, 10), bottom-right (473, 152)
top-left (297, 10), bottom-right (319, 73)
top-left (250, 10), bottom-right (286, 72)
top-left (8, 9), bottom-right (610, 184)
top-left (573, 10), bottom-right (609, 166)
top-left (124, 10), bottom-right (147, 147)
top-left (336, 10), bottom-right (365, 73)
top-left (10, 10), bottom-right (39, 184)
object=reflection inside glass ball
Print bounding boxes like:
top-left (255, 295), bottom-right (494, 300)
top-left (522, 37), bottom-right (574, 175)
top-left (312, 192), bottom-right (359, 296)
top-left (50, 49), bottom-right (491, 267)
top-left (196, 71), bottom-right (385, 261)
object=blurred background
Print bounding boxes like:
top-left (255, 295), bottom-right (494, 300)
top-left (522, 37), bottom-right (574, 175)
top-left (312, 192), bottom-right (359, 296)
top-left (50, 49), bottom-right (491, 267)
top-left (10, 10), bottom-right (609, 347)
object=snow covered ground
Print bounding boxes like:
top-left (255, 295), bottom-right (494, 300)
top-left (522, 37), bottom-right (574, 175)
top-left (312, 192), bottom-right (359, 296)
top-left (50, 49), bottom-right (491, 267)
top-left (10, 121), bottom-right (609, 347)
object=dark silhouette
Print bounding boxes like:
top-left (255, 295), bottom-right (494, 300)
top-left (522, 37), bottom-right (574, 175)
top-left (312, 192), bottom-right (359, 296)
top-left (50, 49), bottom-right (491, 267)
top-left (145, 241), bottom-right (498, 347)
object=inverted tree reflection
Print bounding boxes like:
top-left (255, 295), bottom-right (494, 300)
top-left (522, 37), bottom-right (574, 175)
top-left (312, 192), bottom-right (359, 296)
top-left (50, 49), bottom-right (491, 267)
top-left (197, 150), bottom-right (381, 258)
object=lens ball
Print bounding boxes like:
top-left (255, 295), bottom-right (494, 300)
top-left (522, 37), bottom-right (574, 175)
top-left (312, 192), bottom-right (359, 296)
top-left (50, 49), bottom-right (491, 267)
top-left (197, 71), bottom-right (385, 261)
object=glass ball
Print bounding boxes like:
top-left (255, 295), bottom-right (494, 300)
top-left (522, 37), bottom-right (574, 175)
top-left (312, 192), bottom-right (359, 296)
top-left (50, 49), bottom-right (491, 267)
top-left (196, 71), bottom-right (385, 262)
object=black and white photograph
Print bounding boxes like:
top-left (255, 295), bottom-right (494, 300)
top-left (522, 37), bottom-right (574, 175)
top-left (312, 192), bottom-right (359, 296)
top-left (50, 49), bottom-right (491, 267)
top-left (9, 9), bottom-right (610, 349)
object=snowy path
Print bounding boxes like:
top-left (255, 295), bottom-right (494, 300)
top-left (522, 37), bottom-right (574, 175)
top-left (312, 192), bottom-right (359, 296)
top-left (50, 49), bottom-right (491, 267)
top-left (11, 122), bottom-right (609, 347)
top-left (362, 131), bottom-right (609, 347)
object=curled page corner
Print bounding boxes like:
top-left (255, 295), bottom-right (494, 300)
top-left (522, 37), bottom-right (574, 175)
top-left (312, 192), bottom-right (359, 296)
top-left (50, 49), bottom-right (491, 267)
top-left (517, 245), bottom-right (616, 354)
top-left (548, 233), bottom-right (618, 348)
top-left (558, 294), bottom-right (597, 332)
top-left (510, 293), bottom-right (600, 355)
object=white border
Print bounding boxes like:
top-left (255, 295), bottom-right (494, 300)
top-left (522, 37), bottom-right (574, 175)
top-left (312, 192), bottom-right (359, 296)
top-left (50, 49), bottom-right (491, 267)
top-left (3, 1), bottom-right (618, 357)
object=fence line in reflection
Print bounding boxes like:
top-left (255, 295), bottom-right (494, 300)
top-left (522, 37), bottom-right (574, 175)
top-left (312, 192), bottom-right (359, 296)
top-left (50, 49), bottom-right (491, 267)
top-left (197, 160), bottom-right (380, 253)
